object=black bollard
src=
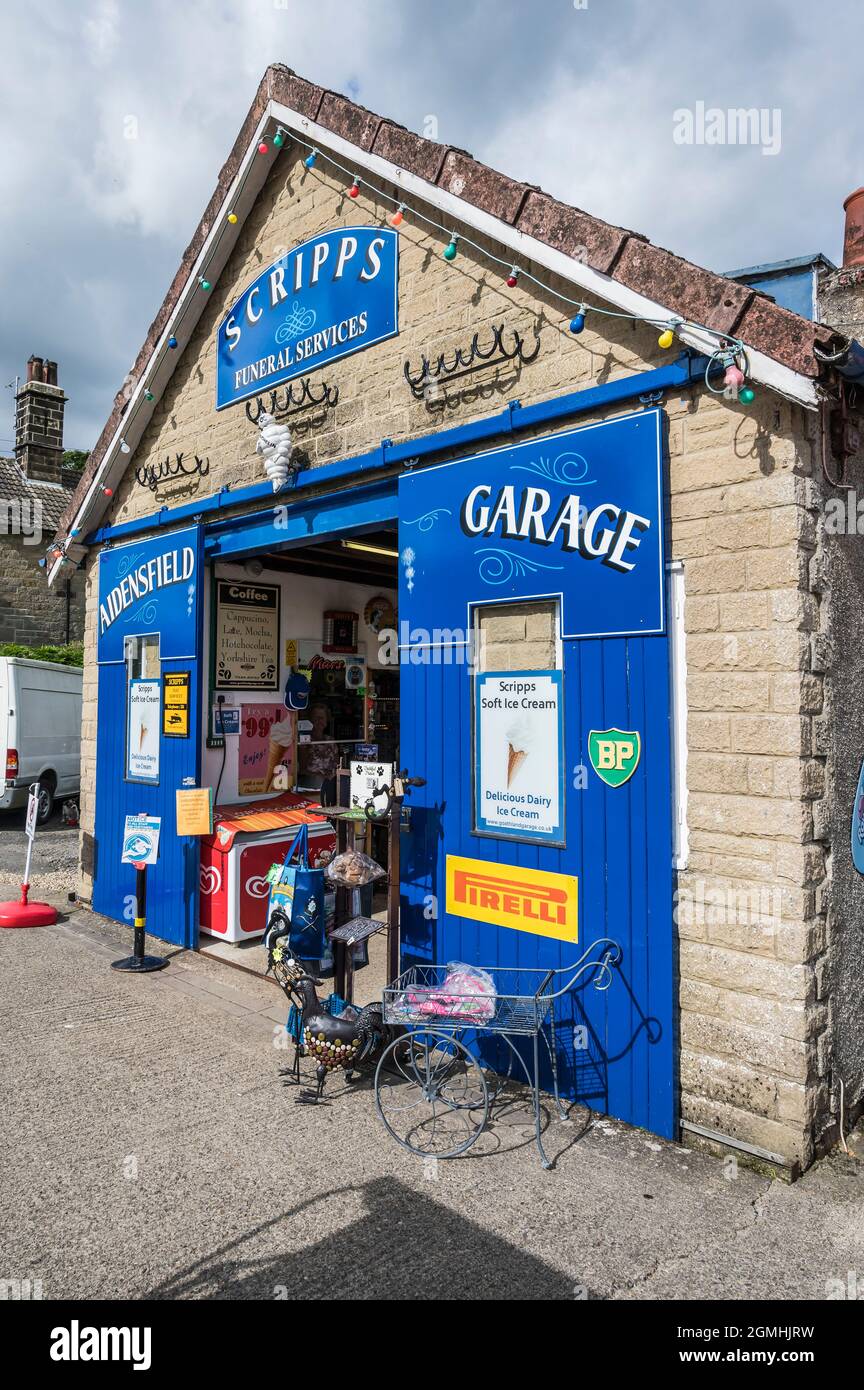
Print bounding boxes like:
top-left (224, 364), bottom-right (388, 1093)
top-left (111, 863), bottom-right (169, 973)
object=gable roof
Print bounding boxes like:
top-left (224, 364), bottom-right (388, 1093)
top-left (52, 63), bottom-right (842, 572)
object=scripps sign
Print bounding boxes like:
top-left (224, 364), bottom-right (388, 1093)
top-left (398, 410), bottom-right (665, 640)
top-left (446, 854), bottom-right (578, 943)
top-left (216, 227), bottom-right (398, 409)
top-left (97, 526), bottom-right (199, 664)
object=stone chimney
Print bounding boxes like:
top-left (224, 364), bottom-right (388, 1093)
top-left (15, 356), bottom-right (67, 483)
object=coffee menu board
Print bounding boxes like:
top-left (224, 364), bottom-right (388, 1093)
top-left (214, 580), bottom-right (281, 691)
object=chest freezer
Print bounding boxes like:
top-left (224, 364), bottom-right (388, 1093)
top-left (199, 792), bottom-right (336, 942)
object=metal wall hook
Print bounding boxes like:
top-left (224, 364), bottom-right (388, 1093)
top-left (404, 322), bottom-right (542, 400)
top-left (244, 378), bottom-right (339, 424)
top-left (135, 453), bottom-right (210, 493)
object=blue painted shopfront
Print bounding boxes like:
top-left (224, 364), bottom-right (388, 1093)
top-left (398, 410), bottom-right (676, 1138)
top-left (90, 407), bottom-right (675, 1137)
top-left (93, 525), bottom-right (205, 948)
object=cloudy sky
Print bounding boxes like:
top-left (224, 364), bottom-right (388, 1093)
top-left (3, 0), bottom-right (862, 452)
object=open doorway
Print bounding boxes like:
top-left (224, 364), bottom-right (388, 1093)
top-left (197, 524), bottom-right (399, 997)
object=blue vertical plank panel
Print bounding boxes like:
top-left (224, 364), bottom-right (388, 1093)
top-left (92, 526), bottom-right (204, 948)
top-left (397, 412), bottom-right (675, 1139)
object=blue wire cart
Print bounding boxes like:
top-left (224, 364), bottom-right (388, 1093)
top-left (374, 939), bottom-right (621, 1169)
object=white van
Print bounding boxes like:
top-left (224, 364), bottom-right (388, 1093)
top-left (0, 658), bottom-right (82, 822)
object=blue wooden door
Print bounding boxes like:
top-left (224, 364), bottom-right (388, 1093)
top-left (397, 414), bottom-right (676, 1138)
top-left (92, 527), bottom-right (204, 948)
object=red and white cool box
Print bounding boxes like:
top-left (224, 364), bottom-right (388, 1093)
top-left (199, 793), bottom-right (336, 942)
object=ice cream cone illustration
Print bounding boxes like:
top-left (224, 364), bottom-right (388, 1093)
top-left (507, 743), bottom-right (528, 786)
top-left (505, 715), bottom-right (533, 788)
top-left (139, 721), bottom-right (147, 751)
top-left (265, 715), bottom-right (294, 790)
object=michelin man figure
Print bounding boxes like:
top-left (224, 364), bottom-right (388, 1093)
top-left (255, 412), bottom-right (294, 491)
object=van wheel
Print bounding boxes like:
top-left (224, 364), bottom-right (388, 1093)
top-left (36, 781), bottom-right (55, 824)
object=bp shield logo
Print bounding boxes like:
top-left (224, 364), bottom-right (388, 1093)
top-left (588, 729), bottom-right (641, 787)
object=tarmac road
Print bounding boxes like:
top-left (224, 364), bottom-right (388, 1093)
top-left (1, 906), bottom-right (863, 1302)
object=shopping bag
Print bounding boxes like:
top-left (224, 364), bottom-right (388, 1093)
top-left (266, 823), bottom-right (326, 961)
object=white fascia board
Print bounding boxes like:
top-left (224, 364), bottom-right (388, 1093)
top-left (272, 100), bottom-right (820, 411)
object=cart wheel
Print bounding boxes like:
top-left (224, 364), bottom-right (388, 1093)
top-left (375, 1030), bottom-right (489, 1159)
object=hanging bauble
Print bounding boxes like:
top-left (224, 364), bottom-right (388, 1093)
top-left (569, 311), bottom-right (586, 334)
top-left (658, 328), bottom-right (676, 349)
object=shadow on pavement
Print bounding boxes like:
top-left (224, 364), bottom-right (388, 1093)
top-left (145, 1176), bottom-right (589, 1301)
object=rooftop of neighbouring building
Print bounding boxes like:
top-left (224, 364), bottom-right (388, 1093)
top-left (725, 254), bottom-right (837, 322)
top-left (0, 456), bottom-right (80, 531)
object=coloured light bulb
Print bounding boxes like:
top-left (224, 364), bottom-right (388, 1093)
top-left (724, 364), bottom-right (745, 388)
top-left (258, 141), bottom-right (269, 155)
top-left (658, 328), bottom-right (675, 349)
top-left (390, 205), bottom-right (405, 227)
top-left (738, 386), bottom-right (755, 404)
top-left (168, 336), bottom-right (177, 349)
top-left (443, 235), bottom-right (458, 261)
top-left (227, 212), bottom-right (238, 224)
top-left (304, 149), bottom-right (318, 169)
top-left (570, 311), bottom-right (586, 334)
top-left (348, 178), bottom-right (360, 198)
top-left (144, 390), bottom-right (154, 402)
top-left (507, 267), bottom-right (519, 288)
top-left (102, 486), bottom-right (113, 496)
top-left (273, 128), bottom-right (285, 148)
top-left (199, 277), bottom-right (211, 291)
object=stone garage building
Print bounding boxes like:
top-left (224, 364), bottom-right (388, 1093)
top-left (51, 65), bottom-right (864, 1175)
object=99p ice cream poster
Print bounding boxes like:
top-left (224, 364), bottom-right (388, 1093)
top-left (474, 671), bottom-right (564, 845)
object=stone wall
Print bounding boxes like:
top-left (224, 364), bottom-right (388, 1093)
top-left (0, 532), bottom-right (84, 645)
top-left (77, 145), bottom-right (832, 1168)
top-left (814, 264), bottom-right (864, 1150)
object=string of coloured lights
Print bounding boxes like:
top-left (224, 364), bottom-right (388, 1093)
top-left (48, 118), bottom-right (756, 570)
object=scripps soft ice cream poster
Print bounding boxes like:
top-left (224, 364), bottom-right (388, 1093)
top-left (239, 704), bottom-right (295, 796)
top-left (474, 672), bottom-right (564, 843)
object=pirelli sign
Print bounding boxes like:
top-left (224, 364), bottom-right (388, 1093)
top-left (446, 855), bottom-right (578, 943)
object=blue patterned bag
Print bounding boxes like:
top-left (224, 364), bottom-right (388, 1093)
top-left (266, 823), bottom-right (326, 961)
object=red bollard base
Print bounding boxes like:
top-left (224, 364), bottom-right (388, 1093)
top-left (0, 899), bottom-right (58, 927)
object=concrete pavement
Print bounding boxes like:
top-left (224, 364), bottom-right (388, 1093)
top-left (1, 907), bottom-right (863, 1301)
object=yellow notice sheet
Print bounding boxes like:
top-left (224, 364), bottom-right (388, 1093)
top-left (175, 787), bottom-right (214, 837)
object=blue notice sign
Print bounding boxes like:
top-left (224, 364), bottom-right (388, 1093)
top-left (97, 526), bottom-right (200, 664)
top-left (216, 227), bottom-right (398, 409)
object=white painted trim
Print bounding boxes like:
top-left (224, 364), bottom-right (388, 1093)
top-left (50, 97), bottom-right (819, 584)
top-left (667, 560), bottom-right (689, 871)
